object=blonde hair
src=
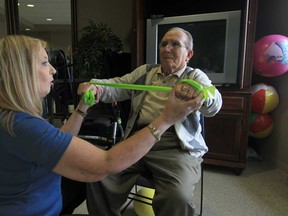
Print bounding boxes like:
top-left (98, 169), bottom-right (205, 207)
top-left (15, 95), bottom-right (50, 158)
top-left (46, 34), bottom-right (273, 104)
top-left (0, 35), bottom-right (47, 134)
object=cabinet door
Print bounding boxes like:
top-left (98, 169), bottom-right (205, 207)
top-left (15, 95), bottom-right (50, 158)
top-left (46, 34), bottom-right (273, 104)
top-left (204, 112), bottom-right (243, 161)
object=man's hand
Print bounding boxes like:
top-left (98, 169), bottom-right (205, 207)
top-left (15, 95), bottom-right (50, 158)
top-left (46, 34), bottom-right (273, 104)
top-left (174, 83), bottom-right (205, 110)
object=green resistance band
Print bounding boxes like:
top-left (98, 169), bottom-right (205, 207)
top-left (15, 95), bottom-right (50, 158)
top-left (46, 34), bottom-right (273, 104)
top-left (83, 89), bottom-right (95, 106)
top-left (83, 79), bottom-right (216, 106)
top-left (178, 79), bottom-right (216, 99)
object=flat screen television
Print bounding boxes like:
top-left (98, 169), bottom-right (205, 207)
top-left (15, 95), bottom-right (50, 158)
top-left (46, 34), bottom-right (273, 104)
top-left (146, 10), bottom-right (241, 86)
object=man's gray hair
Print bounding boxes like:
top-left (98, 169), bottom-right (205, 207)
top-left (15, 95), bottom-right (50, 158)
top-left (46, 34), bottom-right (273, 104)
top-left (169, 27), bottom-right (193, 50)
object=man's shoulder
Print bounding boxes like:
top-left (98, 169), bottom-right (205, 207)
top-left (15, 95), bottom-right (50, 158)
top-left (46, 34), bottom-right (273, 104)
top-left (185, 66), bottom-right (204, 74)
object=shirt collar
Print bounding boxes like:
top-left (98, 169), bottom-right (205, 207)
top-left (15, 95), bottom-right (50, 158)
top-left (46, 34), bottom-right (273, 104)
top-left (157, 65), bottom-right (187, 78)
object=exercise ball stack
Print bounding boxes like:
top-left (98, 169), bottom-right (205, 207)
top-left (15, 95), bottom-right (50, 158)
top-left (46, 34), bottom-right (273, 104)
top-left (250, 34), bottom-right (285, 139)
top-left (249, 82), bottom-right (279, 138)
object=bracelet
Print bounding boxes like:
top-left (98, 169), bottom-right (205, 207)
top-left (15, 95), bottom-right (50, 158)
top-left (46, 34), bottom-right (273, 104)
top-left (75, 108), bottom-right (87, 118)
top-left (147, 123), bottom-right (161, 141)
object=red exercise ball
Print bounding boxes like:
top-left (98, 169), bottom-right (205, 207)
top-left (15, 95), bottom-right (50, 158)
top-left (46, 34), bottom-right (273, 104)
top-left (253, 34), bottom-right (288, 77)
top-left (251, 83), bottom-right (279, 114)
top-left (249, 113), bottom-right (273, 138)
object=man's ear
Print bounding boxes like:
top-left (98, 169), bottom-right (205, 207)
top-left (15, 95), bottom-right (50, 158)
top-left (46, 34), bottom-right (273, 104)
top-left (187, 50), bottom-right (194, 62)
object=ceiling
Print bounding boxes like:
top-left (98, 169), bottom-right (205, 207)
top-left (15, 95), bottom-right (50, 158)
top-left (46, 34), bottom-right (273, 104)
top-left (0, 0), bottom-right (71, 25)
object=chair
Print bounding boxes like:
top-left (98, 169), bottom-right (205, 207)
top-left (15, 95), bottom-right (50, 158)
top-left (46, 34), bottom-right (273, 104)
top-left (45, 49), bottom-right (77, 124)
top-left (60, 103), bottom-right (124, 215)
top-left (121, 114), bottom-right (205, 216)
top-left (78, 103), bottom-right (124, 149)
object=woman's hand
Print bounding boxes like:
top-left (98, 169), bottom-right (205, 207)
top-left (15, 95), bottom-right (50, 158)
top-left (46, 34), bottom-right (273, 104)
top-left (77, 82), bottom-right (103, 104)
top-left (175, 83), bottom-right (205, 107)
top-left (162, 85), bottom-right (204, 125)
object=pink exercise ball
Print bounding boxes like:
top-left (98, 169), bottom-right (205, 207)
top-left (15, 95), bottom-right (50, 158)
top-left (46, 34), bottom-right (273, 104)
top-left (253, 34), bottom-right (288, 77)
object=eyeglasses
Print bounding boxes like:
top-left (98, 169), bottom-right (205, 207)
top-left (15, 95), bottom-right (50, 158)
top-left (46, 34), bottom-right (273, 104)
top-left (159, 40), bottom-right (188, 49)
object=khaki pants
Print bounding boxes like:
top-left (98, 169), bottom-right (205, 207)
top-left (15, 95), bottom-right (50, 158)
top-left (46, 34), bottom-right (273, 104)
top-left (86, 132), bottom-right (202, 216)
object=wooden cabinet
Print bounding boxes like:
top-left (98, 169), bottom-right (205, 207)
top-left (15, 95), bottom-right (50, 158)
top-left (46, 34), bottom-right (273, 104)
top-left (132, 0), bottom-right (258, 173)
top-left (204, 92), bottom-right (252, 174)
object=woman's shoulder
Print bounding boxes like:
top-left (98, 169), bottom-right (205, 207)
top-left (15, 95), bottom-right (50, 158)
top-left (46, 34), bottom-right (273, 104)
top-left (14, 112), bottom-right (47, 126)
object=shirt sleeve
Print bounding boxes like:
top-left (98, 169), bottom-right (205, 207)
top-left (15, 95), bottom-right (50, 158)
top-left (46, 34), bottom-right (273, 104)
top-left (191, 68), bottom-right (223, 117)
top-left (3, 113), bottom-right (73, 170)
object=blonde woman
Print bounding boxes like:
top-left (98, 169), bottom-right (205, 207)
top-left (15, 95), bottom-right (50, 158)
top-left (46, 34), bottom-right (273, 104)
top-left (0, 35), bottom-right (201, 215)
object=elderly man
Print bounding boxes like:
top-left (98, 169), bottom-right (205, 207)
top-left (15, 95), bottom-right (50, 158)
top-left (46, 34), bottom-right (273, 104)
top-left (86, 27), bottom-right (222, 216)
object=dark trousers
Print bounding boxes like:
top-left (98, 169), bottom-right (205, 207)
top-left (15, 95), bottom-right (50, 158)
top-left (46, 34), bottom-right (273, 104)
top-left (60, 177), bottom-right (87, 215)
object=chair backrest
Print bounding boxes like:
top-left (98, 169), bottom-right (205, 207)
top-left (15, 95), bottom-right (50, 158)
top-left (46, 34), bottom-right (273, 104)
top-left (200, 114), bottom-right (205, 138)
top-left (78, 103), bottom-right (124, 149)
top-left (199, 113), bottom-right (205, 216)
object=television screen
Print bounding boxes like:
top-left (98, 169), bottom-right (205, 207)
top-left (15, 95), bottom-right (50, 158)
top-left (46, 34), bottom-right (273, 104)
top-left (146, 10), bottom-right (241, 85)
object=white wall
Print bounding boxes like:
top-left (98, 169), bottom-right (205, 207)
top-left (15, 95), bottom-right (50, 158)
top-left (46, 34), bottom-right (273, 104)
top-left (0, 2), bottom-right (7, 38)
top-left (0, 19), bottom-right (6, 37)
top-left (254, 0), bottom-right (288, 173)
top-left (24, 26), bottom-right (71, 53)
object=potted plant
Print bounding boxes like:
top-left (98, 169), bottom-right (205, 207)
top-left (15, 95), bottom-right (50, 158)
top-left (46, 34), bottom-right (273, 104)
top-left (73, 20), bottom-right (123, 79)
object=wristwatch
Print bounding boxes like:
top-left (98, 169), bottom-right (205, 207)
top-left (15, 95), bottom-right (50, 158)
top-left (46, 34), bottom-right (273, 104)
top-left (147, 123), bottom-right (161, 141)
top-left (75, 108), bottom-right (87, 118)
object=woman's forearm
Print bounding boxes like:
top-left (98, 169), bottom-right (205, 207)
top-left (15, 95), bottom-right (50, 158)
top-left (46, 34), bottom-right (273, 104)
top-left (104, 114), bottom-right (171, 175)
top-left (60, 100), bottom-right (90, 135)
top-left (54, 113), bottom-right (173, 182)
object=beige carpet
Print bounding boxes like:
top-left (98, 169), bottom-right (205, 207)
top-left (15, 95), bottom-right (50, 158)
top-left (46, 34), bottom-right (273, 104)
top-left (74, 160), bottom-right (288, 216)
